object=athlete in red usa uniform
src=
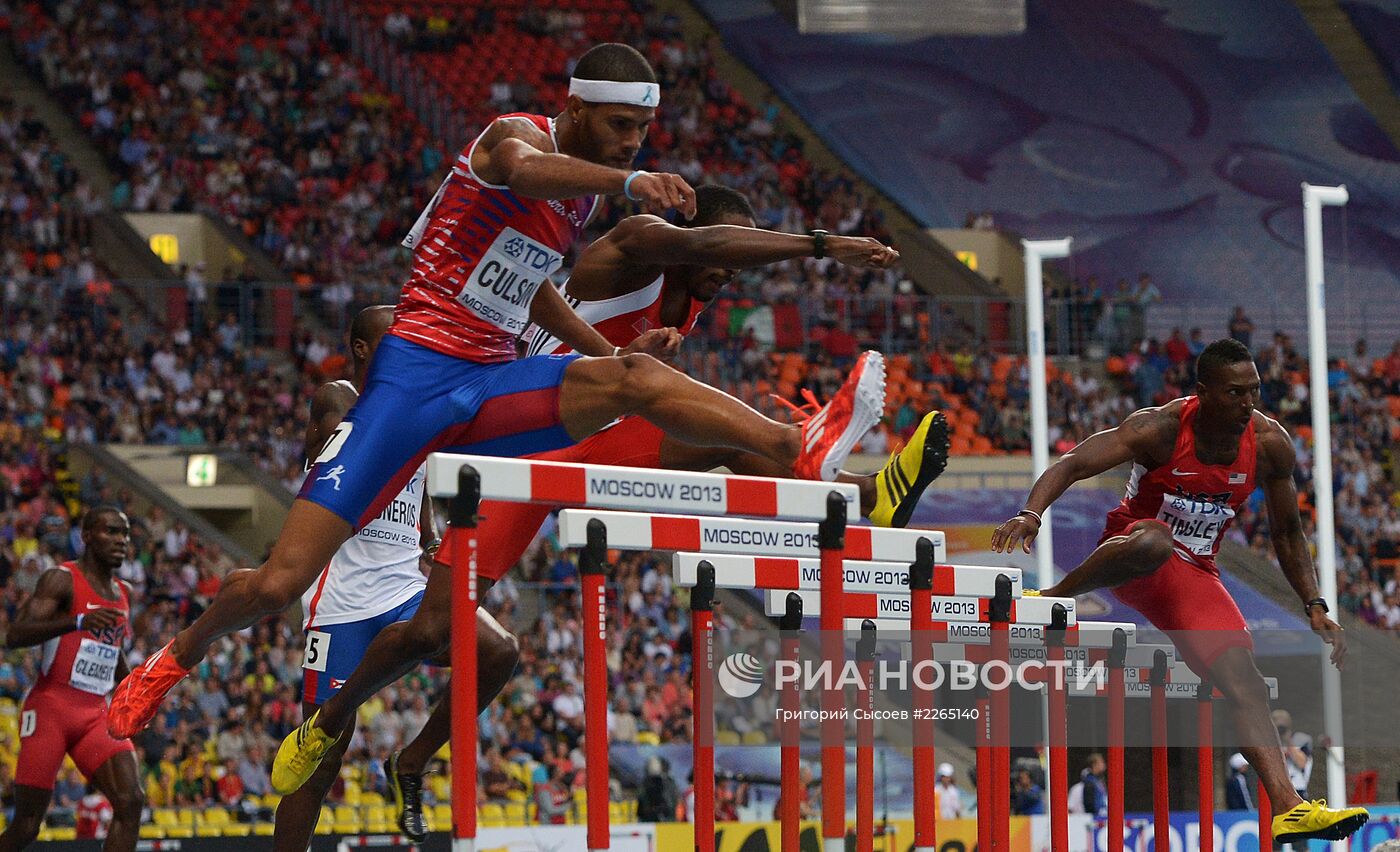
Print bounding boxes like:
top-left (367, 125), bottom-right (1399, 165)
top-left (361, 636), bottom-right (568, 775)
top-left (991, 339), bottom-right (1367, 845)
top-left (112, 45), bottom-right (887, 792)
top-left (0, 507), bottom-right (142, 852)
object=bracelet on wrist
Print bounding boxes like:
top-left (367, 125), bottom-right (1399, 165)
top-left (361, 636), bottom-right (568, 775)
top-left (423, 541), bottom-right (441, 557)
top-left (1304, 597), bottom-right (1329, 616)
top-left (1017, 508), bottom-right (1043, 526)
top-left (810, 229), bottom-right (828, 260)
top-left (623, 171), bottom-right (645, 202)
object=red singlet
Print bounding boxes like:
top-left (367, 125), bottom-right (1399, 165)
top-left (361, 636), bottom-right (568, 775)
top-left (1104, 396), bottom-right (1257, 567)
top-left (523, 273), bottom-right (707, 358)
top-left (1102, 397), bottom-right (1257, 672)
top-left (392, 113), bottom-right (600, 363)
top-left (17, 563), bottom-right (135, 790)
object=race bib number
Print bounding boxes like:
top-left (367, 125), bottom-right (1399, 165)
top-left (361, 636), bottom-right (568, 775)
top-left (455, 227), bottom-right (562, 335)
top-left (20, 710), bottom-right (35, 738)
top-left (1156, 494), bottom-right (1235, 557)
top-left (69, 637), bottom-right (120, 695)
top-left (303, 630), bottom-right (331, 673)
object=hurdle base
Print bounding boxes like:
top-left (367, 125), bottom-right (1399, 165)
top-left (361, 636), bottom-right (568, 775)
top-left (823, 839), bottom-right (845, 852)
top-left (452, 839), bottom-right (476, 852)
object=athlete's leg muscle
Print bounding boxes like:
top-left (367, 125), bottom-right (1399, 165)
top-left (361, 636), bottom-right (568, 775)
top-left (89, 752), bottom-right (143, 852)
top-left (314, 564), bottom-right (518, 738)
top-left (559, 355), bottom-right (799, 465)
top-left (1042, 520), bottom-right (1173, 598)
top-left (1209, 647), bottom-right (1303, 811)
top-left (398, 608), bottom-right (518, 776)
top-left (172, 501), bottom-right (350, 667)
top-left (0, 786), bottom-right (52, 851)
top-left (273, 706), bottom-right (357, 852)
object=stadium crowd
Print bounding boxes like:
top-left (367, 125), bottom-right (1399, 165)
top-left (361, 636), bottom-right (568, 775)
top-left (2, 0), bottom-right (1399, 834)
top-left (8, 0), bottom-right (896, 314)
top-left (9, 0), bottom-right (432, 297)
top-left (5, 259), bottom-right (1400, 826)
top-left (1, 95), bottom-right (106, 302)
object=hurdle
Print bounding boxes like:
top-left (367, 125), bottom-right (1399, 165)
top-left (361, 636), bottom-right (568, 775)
top-left (559, 508), bottom-right (946, 852)
top-left (674, 549), bottom-right (1025, 850)
top-left (429, 453), bottom-right (860, 852)
top-left (432, 451), bottom-right (1289, 852)
top-left (678, 537), bottom-right (1269, 852)
top-left (777, 592), bottom-right (803, 852)
top-left (1068, 647), bottom-right (1279, 850)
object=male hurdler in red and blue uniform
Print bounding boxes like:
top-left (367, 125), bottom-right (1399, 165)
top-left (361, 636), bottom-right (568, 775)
top-left (108, 44), bottom-right (890, 773)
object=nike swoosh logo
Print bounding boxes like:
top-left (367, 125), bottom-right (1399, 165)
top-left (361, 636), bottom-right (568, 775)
top-left (85, 603), bottom-right (109, 610)
top-left (1171, 468), bottom-right (1198, 476)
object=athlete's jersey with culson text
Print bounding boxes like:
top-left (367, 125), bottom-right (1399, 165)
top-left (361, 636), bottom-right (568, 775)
top-left (393, 114), bottom-right (600, 362)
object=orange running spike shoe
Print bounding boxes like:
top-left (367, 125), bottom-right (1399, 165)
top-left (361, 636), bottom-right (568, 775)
top-left (791, 351), bottom-right (887, 482)
top-left (107, 640), bottom-right (191, 739)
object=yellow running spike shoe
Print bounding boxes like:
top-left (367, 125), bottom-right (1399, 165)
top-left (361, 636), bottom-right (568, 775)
top-left (868, 412), bottom-right (950, 528)
top-left (272, 709), bottom-right (342, 794)
top-left (1273, 799), bottom-right (1368, 845)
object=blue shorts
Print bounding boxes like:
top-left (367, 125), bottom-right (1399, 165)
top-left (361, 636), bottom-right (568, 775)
top-left (301, 592), bottom-right (424, 704)
top-left (299, 334), bottom-right (581, 529)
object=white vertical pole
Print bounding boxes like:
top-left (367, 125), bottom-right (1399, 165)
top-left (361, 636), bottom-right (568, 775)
top-left (1021, 237), bottom-right (1073, 591)
top-left (1302, 182), bottom-right (1348, 843)
top-left (1023, 237), bottom-right (1071, 835)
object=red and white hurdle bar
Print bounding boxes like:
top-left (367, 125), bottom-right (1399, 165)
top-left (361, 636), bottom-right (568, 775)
top-left (557, 508), bottom-right (948, 852)
top-left (683, 539), bottom-right (1287, 852)
top-left (792, 567), bottom-right (1277, 852)
top-left (675, 550), bottom-right (1030, 852)
top-left (787, 572), bottom-right (1091, 852)
top-left (435, 453), bottom-right (1277, 852)
top-left (430, 453), bottom-right (863, 852)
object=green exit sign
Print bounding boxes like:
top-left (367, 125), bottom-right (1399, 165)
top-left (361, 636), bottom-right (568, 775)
top-left (187, 454), bottom-right (218, 487)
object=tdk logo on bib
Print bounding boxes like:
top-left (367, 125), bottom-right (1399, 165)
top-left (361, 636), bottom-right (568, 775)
top-left (459, 227), bottom-right (562, 335)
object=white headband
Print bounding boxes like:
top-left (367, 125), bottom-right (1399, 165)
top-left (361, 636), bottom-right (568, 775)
top-left (568, 77), bottom-right (660, 107)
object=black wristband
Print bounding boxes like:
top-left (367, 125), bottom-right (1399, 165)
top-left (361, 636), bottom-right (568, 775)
top-left (810, 229), bottom-right (828, 260)
top-left (1305, 597), bottom-right (1329, 615)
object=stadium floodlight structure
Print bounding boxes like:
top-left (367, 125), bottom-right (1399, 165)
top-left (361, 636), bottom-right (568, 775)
top-left (1021, 237), bottom-right (1072, 591)
top-left (1302, 182), bottom-right (1349, 842)
top-left (783, 0), bottom-right (1026, 35)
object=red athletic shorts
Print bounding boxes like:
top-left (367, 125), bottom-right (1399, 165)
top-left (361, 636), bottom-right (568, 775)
top-left (439, 416), bottom-right (667, 581)
top-left (1102, 518), bottom-right (1253, 674)
top-left (16, 685), bottom-right (135, 789)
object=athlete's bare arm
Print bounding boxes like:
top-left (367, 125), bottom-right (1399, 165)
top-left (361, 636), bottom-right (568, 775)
top-left (565, 215), bottom-right (900, 301)
top-left (992, 404), bottom-right (1179, 554)
top-left (471, 118), bottom-right (696, 217)
top-left (418, 489), bottom-right (440, 579)
top-left (302, 382), bottom-right (357, 466)
top-left (528, 281), bottom-right (681, 359)
top-left (5, 569), bottom-right (121, 648)
top-left (1256, 417), bottom-right (1347, 667)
